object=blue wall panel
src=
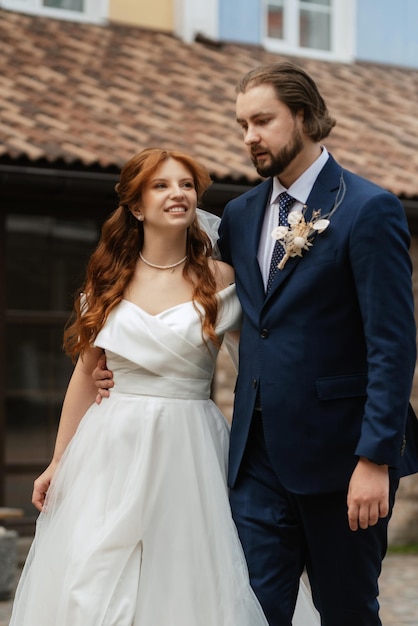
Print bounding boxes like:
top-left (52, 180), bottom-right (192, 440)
top-left (219, 0), bottom-right (261, 44)
top-left (356, 0), bottom-right (418, 68)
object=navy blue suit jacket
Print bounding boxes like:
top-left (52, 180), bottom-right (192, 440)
top-left (218, 154), bottom-right (418, 493)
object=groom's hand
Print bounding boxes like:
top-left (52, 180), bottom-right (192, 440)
top-left (347, 457), bottom-right (389, 531)
top-left (92, 354), bottom-right (114, 404)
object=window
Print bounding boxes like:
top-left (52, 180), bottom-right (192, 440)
top-left (299, 0), bottom-right (331, 51)
top-left (4, 215), bottom-right (100, 515)
top-left (44, 0), bottom-right (84, 11)
top-left (0, 0), bottom-right (107, 23)
top-left (265, 0), bottom-right (354, 62)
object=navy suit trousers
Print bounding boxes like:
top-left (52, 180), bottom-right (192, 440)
top-left (229, 412), bottom-right (399, 626)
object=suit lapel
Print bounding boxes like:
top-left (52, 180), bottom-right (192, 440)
top-left (304, 154), bottom-right (344, 221)
top-left (265, 154), bottom-right (344, 301)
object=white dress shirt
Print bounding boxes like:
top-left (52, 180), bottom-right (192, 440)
top-left (257, 147), bottom-right (329, 290)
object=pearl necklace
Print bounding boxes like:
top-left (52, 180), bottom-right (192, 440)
top-left (139, 252), bottom-right (187, 270)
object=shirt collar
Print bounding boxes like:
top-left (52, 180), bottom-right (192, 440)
top-left (270, 147), bottom-right (329, 206)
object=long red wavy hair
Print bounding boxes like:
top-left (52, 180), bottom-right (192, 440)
top-left (64, 148), bottom-right (219, 360)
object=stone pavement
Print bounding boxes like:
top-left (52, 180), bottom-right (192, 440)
top-left (0, 541), bottom-right (417, 625)
top-left (378, 554), bottom-right (418, 625)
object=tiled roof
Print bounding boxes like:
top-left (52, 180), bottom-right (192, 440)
top-left (1, 8), bottom-right (418, 197)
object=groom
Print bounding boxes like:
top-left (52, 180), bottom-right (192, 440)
top-left (94, 62), bottom-right (418, 625)
top-left (217, 62), bottom-right (418, 626)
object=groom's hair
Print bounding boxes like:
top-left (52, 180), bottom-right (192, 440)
top-left (236, 61), bottom-right (336, 142)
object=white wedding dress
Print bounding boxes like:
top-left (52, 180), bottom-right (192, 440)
top-left (9, 284), bottom-right (319, 626)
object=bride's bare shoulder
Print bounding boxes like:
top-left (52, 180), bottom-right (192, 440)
top-left (209, 259), bottom-right (235, 291)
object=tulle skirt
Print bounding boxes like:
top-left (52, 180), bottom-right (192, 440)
top-left (10, 392), bottom-right (318, 625)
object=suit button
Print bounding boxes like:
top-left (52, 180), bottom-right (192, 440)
top-left (252, 379), bottom-right (257, 388)
top-left (260, 329), bottom-right (269, 338)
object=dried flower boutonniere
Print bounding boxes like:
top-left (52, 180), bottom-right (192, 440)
top-left (271, 209), bottom-right (330, 270)
top-left (271, 172), bottom-right (346, 270)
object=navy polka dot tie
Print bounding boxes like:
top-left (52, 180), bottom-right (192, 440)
top-left (266, 191), bottom-right (296, 292)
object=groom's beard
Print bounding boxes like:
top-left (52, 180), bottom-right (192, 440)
top-left (252, 127), bottom-right (304, 178)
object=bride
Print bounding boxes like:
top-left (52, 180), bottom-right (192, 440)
top-left (9, 148), bottom-right (319, 625)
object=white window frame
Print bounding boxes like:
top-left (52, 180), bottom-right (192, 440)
top-left (263, 0), bottom-right (355, 63)
top-left (0, 0), bottom-right (108, 24)
top-left (174, 0), bottom-right (219, 44)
